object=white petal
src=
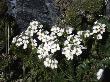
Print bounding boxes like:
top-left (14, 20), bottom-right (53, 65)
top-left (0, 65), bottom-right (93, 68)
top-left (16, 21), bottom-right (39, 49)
top-left (23, 44), bottom-right (27, 49)
top-left (12, 37), bottom-right (16, 43)
top-left (97, 34), bottom-right (102, 40)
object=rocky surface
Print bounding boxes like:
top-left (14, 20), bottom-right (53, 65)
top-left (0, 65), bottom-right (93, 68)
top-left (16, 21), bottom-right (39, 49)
top-left (106, 0), bottom-right (110, 17)
top-left (7, 0), bottom-right (59, 31)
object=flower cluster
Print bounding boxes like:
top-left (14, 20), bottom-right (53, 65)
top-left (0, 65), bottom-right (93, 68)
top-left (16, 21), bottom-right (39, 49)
top-left (92, 21), bottom-right (106, 39)
top-left (77, 21), bottom-right (106, 40)
top-left (12, 20), bottom-right (106, 69)
top-left (12, 21), bottom-right (42, 49)
top-left (37, 40), bottom-right (60, 59)
top-left (62, 34), bottom-right (86, 60)
top-left (44, 58), bottom-right (58, 69)
top-left (51, 25), bottom-right (64, 36)
top-left (12, 34), bottom-right (29, 49)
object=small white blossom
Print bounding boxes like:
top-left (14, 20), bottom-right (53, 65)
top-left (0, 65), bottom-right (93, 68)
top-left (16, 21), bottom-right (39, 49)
top-left (17, 38), bottom-right (22, 42)
top-left (23, 44), bottom-right (27, 49)
top-left (101, 24), bottom-right (106, 28)
top-left (71, 48), bottom-right (77, 55)
top-left (77, 31), bottom-right (83, 36)
top-left (44, 58), bottom-right (58, 69)
top-left (30, 21), bottom-right (39, 27)
top-left (73, 36), bottom-right (81, 45)
top-left (93, 25), bottom-right (100, 33)
top-left (57, 28), bottom-right (64, 36)
top-left (39, 25), bottom-right (43, 28)
top-left (67, 35), bottom-right (74, 41)
top-left (97, 69), bottom-right (104, 80)
top-left (100, 27), bottom-right (105, 34)
top-left (94, 20), bottom-right (98, 24)
top-left (84, 30), bottom-right (90, 38)
top-left (12, 37), bottom-right (17, 43)
top-left (16, 43), bottom-right (21, 47)
top-left (31, 39), bottom-right (37, 49)
top-left (64, 40), bottom-right (69, 46)
top-left (66, 26), bottom-right (74, 34)
top-left (97, 34), bottom-right (102, 40)
top-left (76, 47), bottom-right (82, 56)
top-left (44, 60), bottom-right (50, 67)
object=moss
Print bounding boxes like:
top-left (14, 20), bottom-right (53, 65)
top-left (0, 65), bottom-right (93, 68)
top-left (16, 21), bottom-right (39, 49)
top-left (55, 0), bottom-right (105, 28)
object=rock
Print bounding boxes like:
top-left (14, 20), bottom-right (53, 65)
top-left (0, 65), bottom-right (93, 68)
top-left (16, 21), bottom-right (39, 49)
top-left (7, 0), bottom-right (59, 32)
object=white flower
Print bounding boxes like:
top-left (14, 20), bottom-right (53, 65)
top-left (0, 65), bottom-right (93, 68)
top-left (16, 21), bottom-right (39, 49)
top-left (97, 69), bottom-right (104, 80)
top-left (30, 21), bottom-right (39, 27)
top-left (39, 25), bottom-right (43, 28)
top-left (76, 47), bottom-right (82, 56)
top-left (51, 59), bottom-right (58, 69)
top-left (57, 28), bottom-right (64, 36)
top-left (31, 26), bottom-right (37, 30)
top-left (22, 36), bottom-right (29, 40)
top-left (17, 38), bottom-right (22, 42)
top-left (94, 20), bottom-right (98, 24)
top-left (90, 33), bottom-right (94, 35)
top-left (38, 55), bottom-right (43, 59)
top-left (57, 32), bottom-right (63, 36)
top-left (93, 25), bottom-right (100, 33)
top-left (46, 57), bottom-right (50, 62)
top-left (51, 26), bottom-right (57, 33)
top-left (84, 30), bottom-right (90, 38)
top-left (56, 27), bottom-right (60, 32)
top-left (16, 43), bottom-right (21, 47)
top-left (73, 38), bottom-right (81, 45)
top-left (43, 58), bottom-right (58, 69)
top-left (56, 44), bottom-right (60, 50)
top-left (22, 40), bottom-right (26, 44)
top-left (65, 52), bottom-right (73, 60)
top-left (101, 24), bottom-right (106, 28)
top-left (19, 42), bottom-right (23, 45)
top-left (67, 35), bottom-right (74, 41)
top-left (54, 59), bottom-right (58, 64)
top-left (12, 37), bottom-right (17, 43)
top-left (60, 28), bottom-right (64, 33)
top-left (54, 64), bottom-right (58, 68)
top-left (71, 47), bottom-right (77, 54)
top-left (100, 27), bottom-right (105, 34)
top-left (25, 31), bottom-right (29, 35)
top-left (37, 32), bottom-right (45, 41)
top-left (44, 31), bottom-right (49, 35)
top-left (97, 34), bottom-right (102, 40)
top-left (44, 60), bottom-right (50, 67)
top-left (77, 31), bottom-right (83, 36)
top-left (51, 48), bottom-right (56, 53)
top-left (62, 46), bottom-right (74, 60)
top-left (31, 39), bottom-right (37, 48)
top-left (27, 26), bottom-right (31, 30)
top-left (66, 26), bottom-right (74, 34)
top-left (23, 44), bottom-right (27, 49)
top-left (30, 31), bottom-right (34, 36)
top-left (64, 40), bottom-right (69, 46)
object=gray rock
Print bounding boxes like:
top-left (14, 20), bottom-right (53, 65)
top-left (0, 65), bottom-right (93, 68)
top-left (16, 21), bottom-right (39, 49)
top-left (7, 0), bottom-right (59, 32)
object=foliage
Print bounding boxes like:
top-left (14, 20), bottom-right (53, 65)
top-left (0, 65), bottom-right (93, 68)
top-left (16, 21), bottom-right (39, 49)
top-left (55, 0), bottom-right (105, 29)
top-left (0, 0), bottom-right (7, 15)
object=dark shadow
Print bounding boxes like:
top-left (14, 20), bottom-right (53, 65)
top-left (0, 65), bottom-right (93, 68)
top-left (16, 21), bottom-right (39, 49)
top-left (101, 67), bottom-right (110, 82)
